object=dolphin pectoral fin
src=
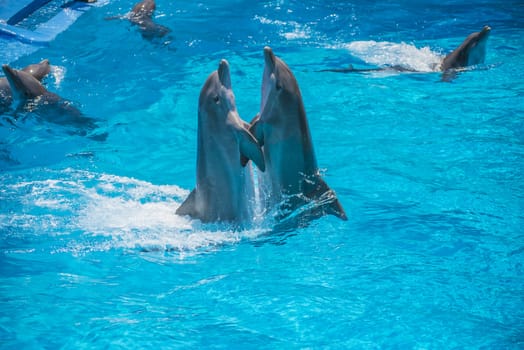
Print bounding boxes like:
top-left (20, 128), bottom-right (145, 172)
top-left (241, 115), bottom-right (264, 167)
top-left (240, 115), bottom-right (257, 167)
top-left (176, 189), bottom-right (198, 218)
top-left (248, 115), bottom-right (264, 146)
top-left (238, 128), bottom-right (265, 172)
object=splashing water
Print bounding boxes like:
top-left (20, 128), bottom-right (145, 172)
top-left (0, 169), bottom-right (267, 256)
top-left (342, 40), bottom-right (444, 72)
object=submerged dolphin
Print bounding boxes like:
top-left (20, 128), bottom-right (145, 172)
top-left (2, 64), bottom-right (96, 130)
top-left (249, 47), bottom-right (347, 221)
top-left (128, 0), bottom-right (170, 39)
top-left (176, 59), bottom-right (265, 224)
top-left (1, 59), bottom-right (50, 110)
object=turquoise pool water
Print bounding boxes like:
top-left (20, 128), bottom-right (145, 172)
top-left (1, 0), bottom-right (523, 348)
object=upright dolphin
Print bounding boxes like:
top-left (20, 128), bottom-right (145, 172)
top-left (249, 47), bottom-right (347, 221)
top-left (440, 26), bottom-right (491, 71)
top-left (2, 65), bottom-right (96, 130)
top-left (176, 60), bottom-right (265, 224)
top-left (1, 59), bottom-right (51, 111)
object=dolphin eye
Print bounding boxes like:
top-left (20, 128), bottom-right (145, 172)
top-left (214, 95), bottom-right (220, 104)
top-left (276, 82), bottom-right (282, 91)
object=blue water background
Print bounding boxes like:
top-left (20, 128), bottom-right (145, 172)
top-left (1, 0), bottom-right (523, 348)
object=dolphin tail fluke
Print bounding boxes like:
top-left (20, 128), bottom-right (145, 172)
top-left (176, 189), bottom-right (198, 218)
top-left (326, 196), bottom-right (348, 221)
top-left (307, 175), bottom-right (348, 221)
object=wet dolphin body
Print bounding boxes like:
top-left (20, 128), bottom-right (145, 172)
top-left (440, 26), bottom-right (491, 71)
top-left (321, 26), bottom-right (491, 78)
top-left (249, 47), bottom-right (347, 222)
top-left (176, 60), bottom-right (266, 224)
top-left (0, 59), bottom-right (50, 111)
top-left (128, 0), bottom-right (170, 39)
top-left (21, 59), bottom-right (51, 80)
top-left (2, 65), bottom-right (96, 130)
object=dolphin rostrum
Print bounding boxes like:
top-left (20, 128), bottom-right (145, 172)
top-left (176, 59), bottom-right (265, 224)
top-left (249, 47), bottom-right (347, 222)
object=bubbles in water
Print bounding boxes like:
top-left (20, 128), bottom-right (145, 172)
top-left (50, 65), bottom-right (67, 88)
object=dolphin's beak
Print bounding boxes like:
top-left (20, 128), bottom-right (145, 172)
top-left (2, 64), bottom-right (14, 78)
top-left (218, 59), bottom-right (231, 89)
top-left (264, 46), bottom-right (276, 71)
top-left (481, 26), bottom-right (491, 37)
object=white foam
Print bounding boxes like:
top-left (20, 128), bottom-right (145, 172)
top-left (341, 40), bottom-right (444, 72)
top-left (49, 65), bottom-right (67, 88)
top-left (2, 169), bottom-right (269, 256)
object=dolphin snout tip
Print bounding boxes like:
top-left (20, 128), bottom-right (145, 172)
top-left (263, 46), bottom-right (276, 66)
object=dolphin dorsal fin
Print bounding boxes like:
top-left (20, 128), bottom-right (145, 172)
top-left (218, 59), bottom-right (231, 89)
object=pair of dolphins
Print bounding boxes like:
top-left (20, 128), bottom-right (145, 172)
top-left (323, 26), bottom-right (491, 79)
top-left (176, 47), bottom-right (347, 225)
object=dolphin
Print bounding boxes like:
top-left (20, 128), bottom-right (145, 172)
top-left (249, 47), bottom-right (347, 221)
top-left (128, 0), bottom-right (170, 39)
top-left (2, 64), bottom-right (96, 130)
top-left (320, 26), bottom-right (491, 79)
top-left (176, 59), bottom-right (266, 224)
top-left (440, 26), bottom-right (491, 71)
top-left (1, 59), bottom-right (51, 111)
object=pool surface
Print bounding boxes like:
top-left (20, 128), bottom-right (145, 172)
top-left (1, 0), bottom-right (523, 348)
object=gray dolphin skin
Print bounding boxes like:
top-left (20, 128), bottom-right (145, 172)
top-left (2, 65), bottom-right (96, 129)
top-left (0, 59), bottom-right (51, 110)
top-left (21, 59), bottom-right (51, 80)
top-left (249, 47), bottom-right (347, 221)
top-left (128, 0), bottom-right (170, 39)
top-left (2, 65), bottom-right (50, 101)
top-left (440, 26), bottom-right (491, 71)
top-left (176, 59), bottom-right (266, 224)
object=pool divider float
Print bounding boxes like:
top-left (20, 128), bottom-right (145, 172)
top-left (0, 0), bottom-right (97, 45)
